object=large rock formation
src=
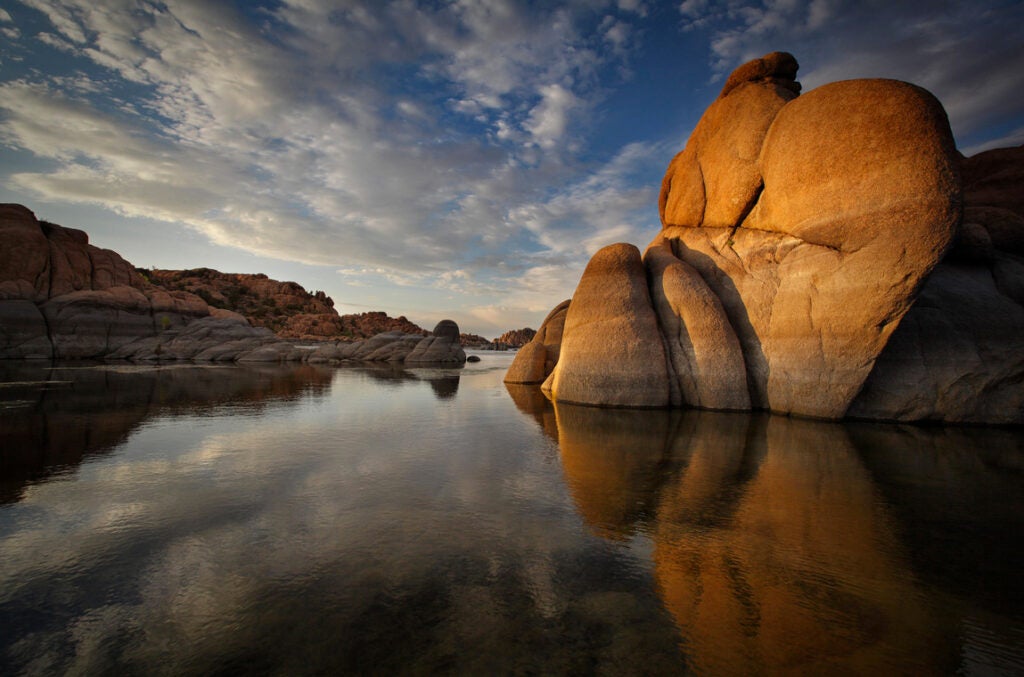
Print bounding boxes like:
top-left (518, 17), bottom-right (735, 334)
top-left (1, 204), bottom-right (212, 359)
top-left (509, 53), bottom-right (1024, 424)
top-left (0, 205), bottom-right (465, 366)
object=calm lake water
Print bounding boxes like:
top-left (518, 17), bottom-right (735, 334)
top-left (1, 355), bottom-right (1022, 675)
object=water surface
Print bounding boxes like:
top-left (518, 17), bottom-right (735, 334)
top-left (1, 357), bottom-right (1022, 674)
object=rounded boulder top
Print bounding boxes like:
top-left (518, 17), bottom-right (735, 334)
top-left (718, 51), bottom-right (800, 98)
top-left (431, 319), bottom-right (460, 341)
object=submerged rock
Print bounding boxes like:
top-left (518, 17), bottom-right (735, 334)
top-left (513, 52), bottom-right (1023, 424)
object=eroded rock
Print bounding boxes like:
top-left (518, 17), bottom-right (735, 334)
top-left (504, 299), bottom-right (570, 385)
top-left (515, 53), bottom-right (1021, 423)
top-left (541, 244), bottom-right (672, 408)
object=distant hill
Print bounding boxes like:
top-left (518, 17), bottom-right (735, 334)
top-left (145, 268), bottom-right (426, 340)
top-left (495, 327), bottom-right (536, 347)
top-left (460, 332), bottom-right (490, 347)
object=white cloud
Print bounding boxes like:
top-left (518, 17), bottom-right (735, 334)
top-left (618, 0), bottom-right (647, 15)
top-left (17, 0), bottom-right (89, 43)
top-left (679, 0), bottom-right (709, 19)
top-left (524, 84), bottom-right (579, 149)
top-left (35, 31), bottom-right (79, 52)
top-left (0, 8), bottom-right (12, 22)
top-left (2, 1), bottom-right (655, 294)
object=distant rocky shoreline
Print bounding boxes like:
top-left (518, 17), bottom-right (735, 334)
top-left (0, 204), bottom-right (465, 365)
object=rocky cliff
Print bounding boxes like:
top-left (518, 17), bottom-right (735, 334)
top-left (507, 52), bottom-right (1024, 424)
top-left (495, 328), bottom-right (537, 348)
top-left (147, 268), bottom-right (426, 340)
top-left (0, 205), bottom-right (464, 365)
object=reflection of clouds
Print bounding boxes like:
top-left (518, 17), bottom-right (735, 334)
top-left (0, 363), bottom-right (686, 673)
top-left (7, 362), bottom-right (1019, 674)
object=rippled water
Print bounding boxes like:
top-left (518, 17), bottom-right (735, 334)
top-left (0, 356), bottom-right (1022, 675)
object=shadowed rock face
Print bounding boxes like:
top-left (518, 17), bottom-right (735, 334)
top-left (504, 300), bottom-right (569, 385)
top-left (511, 52), bottom-right (1023, 423)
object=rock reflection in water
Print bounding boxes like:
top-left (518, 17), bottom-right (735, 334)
top-left (510, 386), bottom-right (1024, 675)
top-left (352, 363), bottom-right (461, 399)
top-left (0, 362), bottom-right (335, 504)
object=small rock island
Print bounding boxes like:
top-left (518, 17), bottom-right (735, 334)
top-left (506, 52), bottom-right (1024, 425)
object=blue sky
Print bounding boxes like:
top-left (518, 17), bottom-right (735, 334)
top-left (1, 0), bottom-right (1022, 338)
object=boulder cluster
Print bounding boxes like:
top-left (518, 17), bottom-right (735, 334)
top-left (507, 52), bottom-right (1024, 424)
top-left (0, 204), bottom-right (465, 365)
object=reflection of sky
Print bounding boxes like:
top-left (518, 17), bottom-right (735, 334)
top-left (0, 357), bottom-right (683, 674)
top-left (1, 359), bottom-right (1023, 674)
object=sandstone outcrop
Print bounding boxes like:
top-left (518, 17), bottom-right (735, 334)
top-left (510, 53), bottom-right (1023, 423)
top-left (0, 205), bottom-right (465, 366)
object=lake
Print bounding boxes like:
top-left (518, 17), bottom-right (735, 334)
top-left (1, 355), bottom-right (1022, 675)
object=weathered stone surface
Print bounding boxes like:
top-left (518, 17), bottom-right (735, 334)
top-left (733, 78), bottom-right (958, 417)
top-left (305, 341), bottom-right (347, 363)
top-left (961, 144), bottom-right (1024, 219)
top-left (406, 320), bottom-right (467, 364)
top-left (237, 343), bottom-right (297, 363)
top-left (570, 76), bottom-right (958, 416)
top-left (431, 319), bottom-right (460, 342)
top-left (513, 52), bottom-right (1021, 423)
top-left (0, 204), bottom-right (51, 301)
top-left (504, 299), bottom-right (569, 384)
top-left (659, 52), bottom-right (798, 231)
top-left (363, 334), bottom-right (424, 362)
top-left (0, 300), bottom-right (53, 359)
top-left (504, 341), bottom-right (547, 384)
top-left (41, 287), bottom-right (156, 359)
top-left (0, 205), bottom-right (467, 367)
top-left (644, 238), bottom-right (749, 410)
top-left (494, 327), bottom-right (537, 348)
top-left (848, 261), bottom-right (1024, 424)
top-left (842, 145), bottom-right (1024, 423)
top-left (542, 244), bottom-right (672, 408)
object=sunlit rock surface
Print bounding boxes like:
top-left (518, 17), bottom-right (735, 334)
top-left (512, 52), bottom-right (1023, 423)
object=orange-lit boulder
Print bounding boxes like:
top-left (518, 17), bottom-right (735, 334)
top-left (541, 244), bottom-right (672, 408)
